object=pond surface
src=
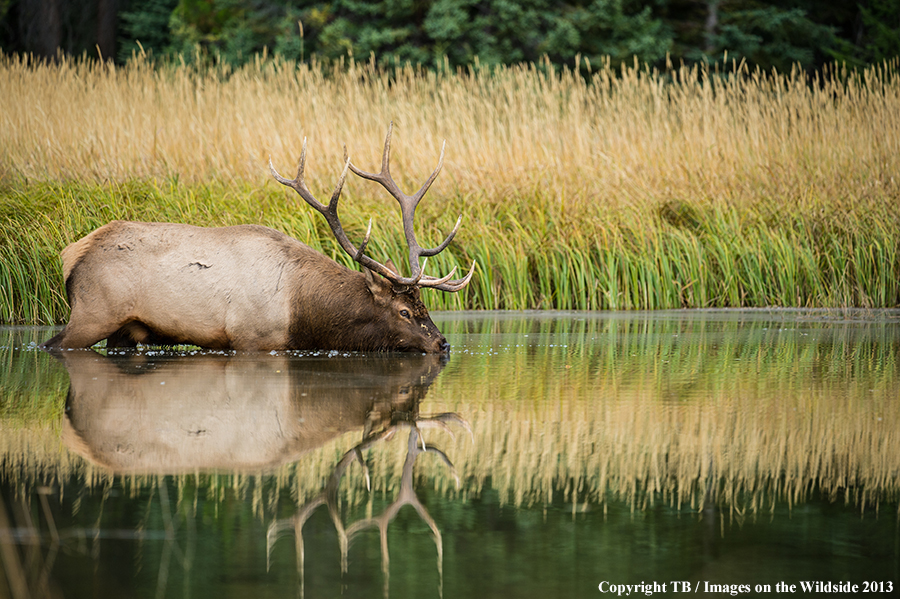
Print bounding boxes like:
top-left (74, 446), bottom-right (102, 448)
top-left (2, 310), bottom-right (899, 598)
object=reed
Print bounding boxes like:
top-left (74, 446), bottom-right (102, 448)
top-left (2, 53), bottom-right (899, 319)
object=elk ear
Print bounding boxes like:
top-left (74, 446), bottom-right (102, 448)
top-left (364, 267), bottom-right (392, 300)
top-left (384, 259), bottom-right (400, 276)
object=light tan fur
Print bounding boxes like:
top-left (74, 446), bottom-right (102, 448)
top-left (59, 233), bottom-right (95, 281)
top-left (43, 220), bottom-right (448, 352)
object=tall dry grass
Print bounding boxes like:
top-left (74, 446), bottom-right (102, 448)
top-left (2, 53), bottom-right (899, 317)
top-left (3, 53), bottom-right (899, 212)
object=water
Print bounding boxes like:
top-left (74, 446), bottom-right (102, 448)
top-left (2, 310), bottom-right (899, 598)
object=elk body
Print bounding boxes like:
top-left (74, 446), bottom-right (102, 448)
top-left (42, 125), bottom-right (473, 353)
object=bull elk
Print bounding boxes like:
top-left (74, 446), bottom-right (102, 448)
top-left (42, 123), bottom-right (474, 353)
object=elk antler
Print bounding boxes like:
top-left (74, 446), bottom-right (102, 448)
top-left (269, 141), bottom-right (383, 274)
top-left (344, 122), bottom-right (476, 292)
top-left (270, 127), bottom-right (475, 292)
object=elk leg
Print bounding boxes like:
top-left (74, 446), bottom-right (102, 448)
top-left (42, 326), bottom-right (113, 349)
top-left (41, 310), bottom-right (130, 349)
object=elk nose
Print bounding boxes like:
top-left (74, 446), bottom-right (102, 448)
top-left (440, 340), bottom-right (451, 353)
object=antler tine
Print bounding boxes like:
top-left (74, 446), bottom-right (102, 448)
top-left (419, 259), bottom-right (477, 292)
top-left (408, 139), bottom-right (445, 212)
top-left (420, 213), bottom-right (461, 257)
top-left (419, 263), bottom-right (456, 286)
top-left (346, 122), bottom-right (464, 285)
top-left (269, 138), bottom-right (326, 213)
top-left (272, 140), bottom-right (411, 284)
top-left (381, 119), bottom-right (394, 175)
top-left (355, 219), bottom-right (373, 261)
top-left (345, 122), bottom-right (399, 190)
top-left (270, 138), bottom-right (346, 218)
top-left (345, 122), bottom-right (424, 225)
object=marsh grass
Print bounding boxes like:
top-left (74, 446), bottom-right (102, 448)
top-left (2, 53), bottom-right (899, 319)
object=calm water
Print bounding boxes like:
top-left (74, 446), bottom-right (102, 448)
top-left (1, 310), bottom-right (899, 598)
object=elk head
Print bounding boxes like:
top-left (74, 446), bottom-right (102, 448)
top-left (270, 123), bottom-right (475, 354)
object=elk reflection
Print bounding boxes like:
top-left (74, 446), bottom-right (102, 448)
top-left (267, 415), bottom-right (471, 599)
top-left (54, 349), bottom-right (447, 473)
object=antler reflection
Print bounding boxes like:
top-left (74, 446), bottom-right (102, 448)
top-left (267, 413), bottom-right (471, 599)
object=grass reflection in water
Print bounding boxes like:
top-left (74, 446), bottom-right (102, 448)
top-left (1, 310), bottom-right (898, 598)
top-left (432, 310), bottom-right (900, 513)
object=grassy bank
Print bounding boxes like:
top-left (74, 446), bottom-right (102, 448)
top-left (2, 179), bottom-right (898, 322)
top-left (2, 54), bottom-right (899, 321)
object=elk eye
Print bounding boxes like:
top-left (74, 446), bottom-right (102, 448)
top-left (400, 309), bottom-right (411, 319)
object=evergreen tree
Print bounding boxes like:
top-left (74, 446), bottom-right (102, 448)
top-left (117, 0), bottom-right (179, 61)
top-left (1, 0), bottom-right (898, 70)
